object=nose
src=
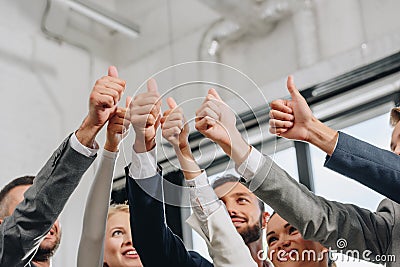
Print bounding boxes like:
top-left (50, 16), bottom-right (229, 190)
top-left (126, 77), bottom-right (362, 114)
top-left (123, 232), bottom-right (133, 246)
top-left (277, 239), bottom-right (291, 250)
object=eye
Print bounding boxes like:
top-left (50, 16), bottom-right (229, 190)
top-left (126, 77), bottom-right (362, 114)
top-left (237, 197), bottom-right (250, 204)
top-left (267, 236), bottom-right (278, 246)
top-left (112, 230), bottom-right (123, 237)
top-left (289, 226), bottom-right (299, 235)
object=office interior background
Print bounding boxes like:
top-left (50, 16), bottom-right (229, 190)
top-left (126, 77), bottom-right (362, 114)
top-left (1, 0), bottom-right (400, 266)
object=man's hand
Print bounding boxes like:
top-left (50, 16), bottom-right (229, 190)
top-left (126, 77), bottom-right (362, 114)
top-left (195, 89), bottom-right (250, 165)
top-left (129, 78), bottom-right (162, 152)
top-left (105, 97), bottom-right (131, 152)
top-left (269, 76), bottom-right (338, 155)
top-left (269, 75), bottom-right (312, 141)
top-left (77, 66), bottom-right (126, 148)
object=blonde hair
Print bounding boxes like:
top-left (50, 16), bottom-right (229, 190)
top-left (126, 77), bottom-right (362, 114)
top-left (107, 203), bottom-right (129, 219)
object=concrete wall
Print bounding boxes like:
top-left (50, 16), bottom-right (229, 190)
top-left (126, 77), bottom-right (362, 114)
top-left (1, 0), bottom-right (400, 265)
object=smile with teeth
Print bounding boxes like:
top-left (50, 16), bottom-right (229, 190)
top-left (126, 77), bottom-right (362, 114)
top-left (126, 251), bottom-right (137, 255)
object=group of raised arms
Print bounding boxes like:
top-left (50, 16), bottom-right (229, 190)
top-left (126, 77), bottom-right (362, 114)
top-left (0, 66), bottom-right (399, 267)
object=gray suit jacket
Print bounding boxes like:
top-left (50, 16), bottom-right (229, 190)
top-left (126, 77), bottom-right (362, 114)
top-left (246, 135), bottom-right (400, 266)
top-left (0, 135), bottom-right (96, 267)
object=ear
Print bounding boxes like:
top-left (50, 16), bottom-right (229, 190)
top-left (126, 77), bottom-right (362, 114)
top-left (0, 219), bottom-right (3, 225)
top-left (262, 212), bottom-right (270, 229)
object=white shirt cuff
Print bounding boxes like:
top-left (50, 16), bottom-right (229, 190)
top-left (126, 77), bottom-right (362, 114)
top-left (186, 171), bottom-right (221, 221)
top-left (236, 146), bottom-right (265, 182)
top-left (70, 133), bottom-right (99, 157)
top-left (102, 149), bottom-right (119, 159)
top-left (130, 146), bottom-right (157, 179)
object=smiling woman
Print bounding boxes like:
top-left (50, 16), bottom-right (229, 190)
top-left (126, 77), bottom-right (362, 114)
top-left (266, 212), bottom-right (334, 267)
top-left (104, 204), bottom-right (143, 267)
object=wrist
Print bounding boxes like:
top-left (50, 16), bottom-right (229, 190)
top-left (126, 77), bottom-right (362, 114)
top-left (134, 136), bottom-right (156, 153)
top-left (105, 140), bottom-right (119, 152)
top-left (76, 116), bottom-right (102, 148)
top-left (307, 118), bottom-right (338, 155)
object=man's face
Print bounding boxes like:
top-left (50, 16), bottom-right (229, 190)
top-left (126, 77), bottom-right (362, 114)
top-left (391, 121), bottom-right (400, 155)
top-left (214, 181), bottom-right (267, 244)
top-left (7, 185), bottom-right (61, 259)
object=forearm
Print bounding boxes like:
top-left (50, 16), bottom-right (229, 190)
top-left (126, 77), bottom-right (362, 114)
top-left (325, 132), bottom-right (400, 203)
top-left (77, 150), bottom-right (117, 267)
top-left (0, 135), bottom-right (95, 266)
top-left (175, 147), bottom-right (201, 180)
top-left (305, 118), bottom-right (338, 156)
top-left (248, 154), bottom-right (390, 255)
top-left (126, 172), bottom-right (197, 267)
top-left (76, 117), bottom-right (102, 148)
top-left (219, 129), bottom-right (251, 166)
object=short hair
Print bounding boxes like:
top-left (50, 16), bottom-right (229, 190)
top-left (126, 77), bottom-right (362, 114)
top-left (390, 107), bottom-right (400, 127)
top-left (211, 174), bottom-right (265, 212)
top-left (107, 203), bottom-right (129, 219)
top-left (0, 176), bottom-right (34, 219)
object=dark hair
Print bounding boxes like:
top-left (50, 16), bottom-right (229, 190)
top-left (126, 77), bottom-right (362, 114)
top-left (211, 174), bottom-right (265, 213)
top-left (0, 176), bottom-right (34, 219)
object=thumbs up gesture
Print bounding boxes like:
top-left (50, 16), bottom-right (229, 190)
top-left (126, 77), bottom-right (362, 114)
top-left (129, 78), bottom-right (162, 152)
top-left (161, 97), bottom-right (189, 152)
top-left (76, 66), bottom-right (126, 148)
top-left (195, 89), bottom-right (238, 148)
top-left (269, 76), bottom-right (312, 141)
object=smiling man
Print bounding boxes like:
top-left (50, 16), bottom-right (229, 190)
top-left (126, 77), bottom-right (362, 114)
top-left (0, 176), bottom-right (62, 267)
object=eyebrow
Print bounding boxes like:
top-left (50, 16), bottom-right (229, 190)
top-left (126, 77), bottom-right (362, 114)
top-left (232, 192), bottom-right (252, 198)
top-left (267, 223), bottom-right (291, 236)
top-left (266, 231), bottom-right (275, 237)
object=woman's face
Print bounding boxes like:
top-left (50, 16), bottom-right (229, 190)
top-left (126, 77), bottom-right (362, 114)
top-left (104, 211), bottom-right (142, 267)
top-left (266, 214), bottom-right (327, 267)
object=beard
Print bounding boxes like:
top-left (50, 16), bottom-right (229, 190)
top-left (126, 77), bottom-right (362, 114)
top-left (239, 221), bottom-right (262, 244)
top-left (32, 235), bottom-right (61, 262)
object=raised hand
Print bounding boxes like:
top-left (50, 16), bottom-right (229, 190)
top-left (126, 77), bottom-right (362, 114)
top-left (77, 66), bottom-right (126, 148)
top-left (195, 89), bottom-right (237, 147)
top-left (269, 76), bottom-right (313, 141)
top-left (269, 76), bottom-right (338, 155)
top-left (162, 97), bottom-right (200, 179)
top-left (129, 78), bottom-right (162, 152)
top-left (105, 97), bottom-right (131, 152)
top-left (195, 89), bottom-right (250, 165)
top-left (161, 97), bottom-right (189, 152)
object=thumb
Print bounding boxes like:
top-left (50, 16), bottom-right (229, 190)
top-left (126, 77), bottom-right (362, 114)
top-left (126, 96), bottom-right (132, 108)
top-left (286, 75), bottom-right (302, 99)
top-left (208, 88), bottom-right (222, 101)
top-left (147, 78), bottom-right (158, 93)
top-left (108, 66), bottom-right (119, 78)
top-left (167, 97), bottom-right (177, 109)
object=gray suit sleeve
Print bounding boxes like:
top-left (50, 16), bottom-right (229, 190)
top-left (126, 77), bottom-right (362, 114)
top-left (246, 155), bottom-right (394, 259)
top-left (325, 132), bottom-right (400, 203)
top-left (0, 134), bottom-right (96, 267)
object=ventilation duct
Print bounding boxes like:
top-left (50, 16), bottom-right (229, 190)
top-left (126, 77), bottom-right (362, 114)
top-left (199, 0), bottom-right (319, 67)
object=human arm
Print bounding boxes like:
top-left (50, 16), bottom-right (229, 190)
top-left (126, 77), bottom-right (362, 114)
top-left (195, 87), bottom-right (393, 261)
top-left (269, 76), bottom-right (400, 203)
top-left (126, 80), bottom-right (212, 267)
top-left (77, 103), bottom-right (130, 267)
top-left (0, 66), bottom-right (125, 266)
top-left (162, 97), bottom-right (256, 266)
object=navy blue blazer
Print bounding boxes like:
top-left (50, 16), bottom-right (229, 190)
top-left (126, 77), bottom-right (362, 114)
top-left (125, 168), bottom-right (213, 267)
top-left (324, 132), bottom-right (400, 203)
